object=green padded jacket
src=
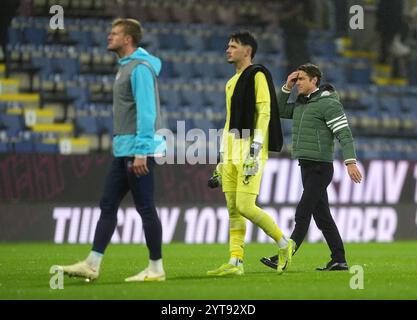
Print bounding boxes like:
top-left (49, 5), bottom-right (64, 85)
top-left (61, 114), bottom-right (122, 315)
top-left (277, 85), bottom-right (357, 163)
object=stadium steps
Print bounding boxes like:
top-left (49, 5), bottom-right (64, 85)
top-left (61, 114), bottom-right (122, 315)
top-left (23, 108), bottom-right (56, 125)
top-left (0, 93), bottom-right (40, 108)
top-left (0, 78), bottom-right (20, 94)
top-left (59, 137), bottom-right (91, 155)
top-left (373, 77), bottom-right (408, 86)
top-left (341, 50), bottom-right (377, 60)
top-left (31, 123), bottom-right (74, 137)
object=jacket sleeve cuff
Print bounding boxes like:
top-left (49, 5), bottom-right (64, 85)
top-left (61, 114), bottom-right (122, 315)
top-left (282, 85), bottom-right (291, 93)
top-left (344, 159), bottom-right (357, 165)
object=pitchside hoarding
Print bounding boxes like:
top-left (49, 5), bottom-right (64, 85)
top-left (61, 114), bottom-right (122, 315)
top-left (1, 154), bottom-right (416, 243)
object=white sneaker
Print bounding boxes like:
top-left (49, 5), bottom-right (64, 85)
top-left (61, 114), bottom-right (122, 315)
top-left (59, 260), bottom-right (99, 281)
top-left (125, 267), bottom-right (166, 282)
top-left (390, 35), bottom-right (411, 57)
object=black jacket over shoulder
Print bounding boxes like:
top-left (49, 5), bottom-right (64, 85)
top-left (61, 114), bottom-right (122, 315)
top-left (229, 64), bottom-right (283, 153)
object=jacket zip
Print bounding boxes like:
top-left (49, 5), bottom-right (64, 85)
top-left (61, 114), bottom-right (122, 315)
top-left (316, 129), bottom-right (321, 152)
top-left (295, 108), bottom-right (306, 149)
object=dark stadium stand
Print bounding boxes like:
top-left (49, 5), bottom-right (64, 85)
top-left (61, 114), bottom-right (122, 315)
top-left (1, 0), bottom-right (417, 159)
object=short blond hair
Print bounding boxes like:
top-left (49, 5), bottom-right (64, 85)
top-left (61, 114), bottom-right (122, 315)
top-left (112, 18), bottom-right (143, 47)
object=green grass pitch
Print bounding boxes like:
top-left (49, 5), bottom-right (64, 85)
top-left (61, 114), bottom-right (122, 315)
top-left (1, 242), bottom-right (417, 300)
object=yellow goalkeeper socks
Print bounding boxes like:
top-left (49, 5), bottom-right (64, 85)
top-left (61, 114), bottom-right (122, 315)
top-left (225, 192), bottom-right (246, 260)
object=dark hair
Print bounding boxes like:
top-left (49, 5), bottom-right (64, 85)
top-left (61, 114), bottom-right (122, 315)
top-left (229, 31), bottom-right (258, 59)
top-left (297, 63), bottom-right (322, 86)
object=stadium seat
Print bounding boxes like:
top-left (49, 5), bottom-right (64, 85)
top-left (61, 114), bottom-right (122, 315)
top-left (379, 95), bottom-right (401, 114)
top-left (53, 58), bottom-right (80, 78)
top-left (184, 33), bottom-right (205, 52)
top-left (193, 62), bottom-right (216, 79)
top-left (181, 88), bottom-right (204, 108)
top-left (172, 61), bottom-right (194, 79)
top-left (31, 57), bottom-right (53, 77)
top-left (24, 28), bottom-right (47, 45)
top-left (206, 34), bottom-right (228, 52)
top-left (158, 33), bottom-right (186, 51)
top-left (14, 140), bottom-right (35, 153)
top-left (212, 62), bottom-right (233, 80)
top-left (203, 90), bottom-right (224, 109)
top-left (159, 60), bottom-right (174, 79)
top-left (160, 88), bottom-right (182, 108)
top-left (348, 60), bottom-right (372, 85)
top-left (75, 115), bottom-right (98, 134)
top-left (0, 141), bottom-right (10, 153)
top-left (69, 30), bottom-right (92, 47)
top-left (8, 28), bottom-right (23, 46)
top-left (66, 87), bottom-right (90, 108)
top-left (0, 114), bottom-right (25, 137)
top-left (401, 96), bottom-right (417, 113)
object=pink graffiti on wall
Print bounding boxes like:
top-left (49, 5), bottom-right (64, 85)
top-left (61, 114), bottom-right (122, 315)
top-left (0, 154), bottom-right (108, 202)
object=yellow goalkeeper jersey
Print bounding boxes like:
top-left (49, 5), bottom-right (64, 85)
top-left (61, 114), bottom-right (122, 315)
top-left (221, 70), bottom-right (271, 162)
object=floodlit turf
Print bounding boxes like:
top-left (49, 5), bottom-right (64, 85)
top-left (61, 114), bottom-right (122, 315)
top-left (0, 242), bottom-right (417, 300)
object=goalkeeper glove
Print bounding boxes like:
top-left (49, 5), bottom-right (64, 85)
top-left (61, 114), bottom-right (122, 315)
top-left (208, 154), bottom-right (223, 189)
top-left (243, 142), bottom-right (262, 184)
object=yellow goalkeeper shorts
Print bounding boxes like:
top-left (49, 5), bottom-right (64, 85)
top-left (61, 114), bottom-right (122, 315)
top-left (221, 160), bottom-right (265, 195)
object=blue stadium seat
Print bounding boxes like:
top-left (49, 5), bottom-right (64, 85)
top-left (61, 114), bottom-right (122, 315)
top-left (206, 34), bottom-right (228, 52)
top-left (14, 140), bottom-right (35, 153)
top-left (69, 30), bottom-right (92, 47)
top-left (181, 89), bottom-right (203, 108)
top-left (53, 58), bottom-right (80, 78)
top-left (324, 66), bottom-right (347, 85)
top-left (193, 62), bottom-right (216, 79)
top-left (0, 141), bottom-right (10, 153)
top-left (8, 28), bottom-right (23, 46)
top-left (194, 118), bottom-right (214, 134)
top-left (379, 95), bottom-right (401, 114)
top-left (96, 104), bottom-right (113, 134)
top-left (0, 114), bottom-right (25, 137)
top-left (91, 31), bottom-right (107, 47)
top-left (142, 33), bottom-right (159, 52)
top-left (31, 57), bottom-right (53, 77)
top-left (75, 115), bottom-right (98, 134)
top-left (34, 142), bottom-right (59, 154)
top-left (24, 28), bottom-right (47, 45)
top-left (67, 87), bottom-right (90, 108)
top-left (184, 34), bottom-right (205, 52)
top-left (203, 90), bottom-right (224, 109)
top-left (258, 37), bottom-right (282, 54)
top-left (172, 61), bottom-right (194, 79)
top-left (158, 33), bottom-right (186, 51)
top-left (348, 61), bottom-right (372, 85)
top-left (401, 96), bottom-right (417, 113)
top-left (212, 62), bottom-right (233, 79)
top-left (359, 95), bottom-right (379, 112)
top-left (160, 88), bottom-right (182, 107)
top-left (159, 60), bottom-right (174, 79)
top-left (267, 65), bottom-right (286, 84)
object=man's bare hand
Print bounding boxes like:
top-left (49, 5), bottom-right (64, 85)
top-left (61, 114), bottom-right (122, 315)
top-left (285, 71), bottom-right (299, 90)
top-left (347, 163), bottom-right (362, 183)
top-left (133, 157), bottom-right (149, 176)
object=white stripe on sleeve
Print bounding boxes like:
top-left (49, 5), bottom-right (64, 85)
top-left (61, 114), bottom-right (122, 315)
top-left (333, 123), bottom-right (349, 133)
top-left (330, 119), bottom-right (348, 130)
top-left (326, 115), bottom-right (345, 126)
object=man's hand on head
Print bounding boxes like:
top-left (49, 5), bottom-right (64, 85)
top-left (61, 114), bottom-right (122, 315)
top-left (284, 71), bottom-right (299, 91)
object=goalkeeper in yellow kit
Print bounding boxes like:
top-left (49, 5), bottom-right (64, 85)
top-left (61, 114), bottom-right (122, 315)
top-left (207, 31), bottom-right (294, 276)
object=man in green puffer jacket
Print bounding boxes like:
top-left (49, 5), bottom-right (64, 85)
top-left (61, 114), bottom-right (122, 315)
top-left (260, 63), bottom-right (362, 271)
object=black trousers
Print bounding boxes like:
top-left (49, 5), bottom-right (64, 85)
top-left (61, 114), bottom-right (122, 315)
top-left (290, 160), bottom-right (346, 262)
top-left (92, 157), bottom-right (162, 260)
